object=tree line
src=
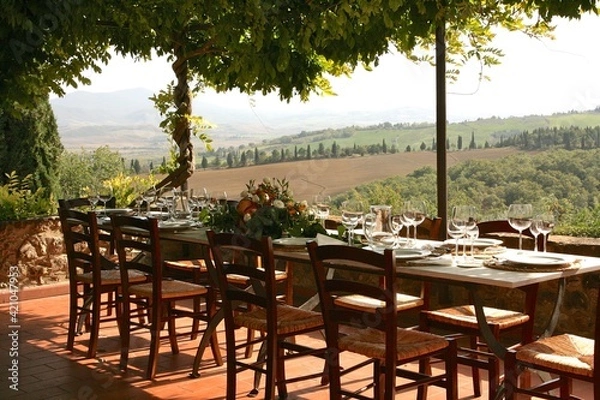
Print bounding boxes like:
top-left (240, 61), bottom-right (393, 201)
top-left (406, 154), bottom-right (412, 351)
top-left (198, 124), bottom-right (600, 170)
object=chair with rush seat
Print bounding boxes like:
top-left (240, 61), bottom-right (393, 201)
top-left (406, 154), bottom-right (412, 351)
top-left (60, 208), bottom-right (145, 358)
top-left (307, 241), bottom-right (457, 400)
top-left (504, 283), bottom-right (600, 400)
top-left (111, 215), bottom-right (219, 379)
top-left (206, 231), bottom-right (326, 400)
top-left (419, 218), bottom-right (540, 399)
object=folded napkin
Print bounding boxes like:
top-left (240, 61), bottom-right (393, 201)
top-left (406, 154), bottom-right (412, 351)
top-left (316, 233), bottom-right (346, 246)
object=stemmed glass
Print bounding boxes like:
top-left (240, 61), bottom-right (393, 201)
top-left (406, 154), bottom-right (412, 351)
top-left (537, 213), bottom-right (555, 252)
top-left (341, 200), bottom-right (364, 246)
top-left (401, 202), bottom-right (416, 248)
top-left (466, 225), bottom-right (480, 261)
top-left (508, 203), bottom-right (533, 250)
top-left (409, 200), bottom-right (427, 244)
top-left (450, 205), bottom-right (474, 260)
top-left (142, 186), bottom-right (157, 215)
top-left (212, 191), bottom-right (228, 213)
top-left (88, 192), bottom-right (100, 211)
top-left (529, 216), bottom-right (542, 252)
top-left (97, 185), bottom-right (113, 216)
top-left (447, 219), bottom-right (464, 263)
top-left (390, 214), bottom-right (404, 248)
top-left (312, 194), bottom-right (331, 226)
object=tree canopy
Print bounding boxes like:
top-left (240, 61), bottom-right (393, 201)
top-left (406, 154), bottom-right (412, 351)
top-left (1, 0), bottom-right (598, 188)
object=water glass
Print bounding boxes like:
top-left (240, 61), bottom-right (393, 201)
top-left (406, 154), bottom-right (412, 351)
top-left (508, 203), bottom-right (533, 250)
top-left (537, 213), bottom-right (555, 252)
top-left (312, 194), bottom-right (331, 225)
top-left (341, 200), bottom-right (364, 246)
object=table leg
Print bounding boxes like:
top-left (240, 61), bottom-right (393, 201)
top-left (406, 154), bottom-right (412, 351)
top-left (189, 307), bottom-right (225, 378)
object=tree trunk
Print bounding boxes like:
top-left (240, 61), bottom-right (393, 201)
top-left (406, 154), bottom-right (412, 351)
top-left (159, 41), bottom-right (194, 190)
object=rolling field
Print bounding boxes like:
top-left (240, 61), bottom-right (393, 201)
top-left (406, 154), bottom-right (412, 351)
top-left (184, 147), bottom-right (522, 201)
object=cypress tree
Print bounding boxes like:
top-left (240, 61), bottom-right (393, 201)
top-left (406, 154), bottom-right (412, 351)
top-left (0, 95), bottom-right (63, 196)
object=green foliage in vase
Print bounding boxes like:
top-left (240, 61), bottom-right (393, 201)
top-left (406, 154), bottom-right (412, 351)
top-left (207, 178), bottom-right (326, 239)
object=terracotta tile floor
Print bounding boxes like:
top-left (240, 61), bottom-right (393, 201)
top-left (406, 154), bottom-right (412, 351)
top-left (0, 293), bottom-right (594, 400)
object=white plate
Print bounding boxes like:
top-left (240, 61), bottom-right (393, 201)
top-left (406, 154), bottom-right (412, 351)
top-left (272, 237), bottom-right (309, 248)
top-left (102, 208), bottom-right (134, 216)
top-left (443, 238), bottom-right (503, 247)
top-left (364, 246), bottom-right (431, 260)
top-left (273, 237), bottom-right (311, 251)
top-left (158, 220), bottom-right (196, 231)
top-left (503, 252), bottom-right (575, 267)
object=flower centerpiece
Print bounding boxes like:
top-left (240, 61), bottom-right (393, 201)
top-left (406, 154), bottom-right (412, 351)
top-left (208, 178), bottom-right (326, 240)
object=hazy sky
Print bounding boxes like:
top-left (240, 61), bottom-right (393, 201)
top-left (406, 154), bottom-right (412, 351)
top-left (65, 14), bottom-right (600, 123)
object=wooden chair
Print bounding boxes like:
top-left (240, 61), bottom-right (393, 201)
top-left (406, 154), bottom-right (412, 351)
top-left (307, 241), bottom-right (457, 400)
top-left (419, 218), bottom-right (540, 399)
top-left (164, 243), bottom-right (293, 358)
top-left (111, 215), bottom-right (219, 379)
top-left (59, 208), bottom-right (145, 358)
top-left (206, 231), bottom-right (326, 400)
top-left (504, 285), bottom-right (600, 400)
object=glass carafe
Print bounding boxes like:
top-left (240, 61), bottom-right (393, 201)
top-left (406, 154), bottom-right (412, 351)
top-left (364, 205), bottom-right (395, 250)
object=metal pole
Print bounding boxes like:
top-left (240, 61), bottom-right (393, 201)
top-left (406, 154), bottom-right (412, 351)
top-left (435, 18), bottom-right (448, 239)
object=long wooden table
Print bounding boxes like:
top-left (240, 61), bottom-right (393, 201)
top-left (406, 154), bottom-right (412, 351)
top-left (160, 228), bottom-right (600, 376)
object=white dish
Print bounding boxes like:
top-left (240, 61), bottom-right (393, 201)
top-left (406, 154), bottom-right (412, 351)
top-left (364, 246), bottom-right (431, 260)
top-left (102, 208), bottom-right (134, 216)
top-left (503, 252), bottom-right (575, 267)
top-left (443, 238), bottom-right (503, 247)
top-left (158, 220), bottom-right (196, 231)
top-left (272, 237), bottom-right (309, 247)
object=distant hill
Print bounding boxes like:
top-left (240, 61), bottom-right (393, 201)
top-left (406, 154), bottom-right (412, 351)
top-left (50, 88), bottom-right (439, 157)
top-left (51, 88), bottom-right (600, 161)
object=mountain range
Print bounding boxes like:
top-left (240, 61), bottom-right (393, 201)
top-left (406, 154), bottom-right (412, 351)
top-left (50, 88), bottom-right (435, 157)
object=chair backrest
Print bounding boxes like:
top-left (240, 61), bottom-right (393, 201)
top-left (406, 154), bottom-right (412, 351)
top-left (477, 219), bottom-right (543, 250)
top-left (111, 215), bottom-right (159, 300)
top-left (306, 241), bottom-right (398, 366)
top-left (59, 196), bottom-right (116, 210)
top-left (418, 216), bottom-right (443, 240)
top-left (59, 208), bottom-right (103, 287)
top-left (206, 231), bottom-right (279, 320)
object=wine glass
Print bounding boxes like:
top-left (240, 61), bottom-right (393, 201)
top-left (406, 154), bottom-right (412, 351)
top-left (508, 203), bottom-right (533, 250)
top-left (363, 213), bottom-right (377, 248)
top-left (134, 195), bottom-right (144, 216)
top-left (157, 186), bottom-right (176, 221)
top-left (88, 192), bottom-right (100, 211)
top-left (450, 205), bottom-right (473, 259)
top-left (390, 214), bottom-right (404, 248)
top-left (408, 200), bottom-right (427, 244)
top-left (213, 191), bottom-right (228, 212)
top-left (529, 216), bottom-right (542, 252)
top-left (312, 194), bottom-right (331, 225)
top-left (537, 213), bottom-right (555, 252)
top-left (447, 219), bottom-right (464, 263)
top-left (341, 200), bottom-right (364, 246)
top-left (401, 201), bottom-right (417, 248)
top-left (466, 225), bottom-right (480, 261)
top-left (142, 186), bottom-right (157, 215)
top-left (97, 185), bottom-right (113, 216)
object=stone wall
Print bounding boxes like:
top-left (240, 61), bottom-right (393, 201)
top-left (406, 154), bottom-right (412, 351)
top-left (1, 219), bottom-right (599, 337)
top-left (0, 217), bottom-right (67, 288)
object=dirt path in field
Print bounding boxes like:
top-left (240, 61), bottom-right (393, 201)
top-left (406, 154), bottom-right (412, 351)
top-left (184, 147), bottom-right (522, 200)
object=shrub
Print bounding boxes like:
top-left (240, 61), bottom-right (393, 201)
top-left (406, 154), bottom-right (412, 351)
top-left (0, 171), bottom-right (54, 222)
